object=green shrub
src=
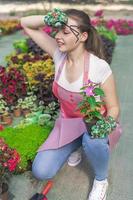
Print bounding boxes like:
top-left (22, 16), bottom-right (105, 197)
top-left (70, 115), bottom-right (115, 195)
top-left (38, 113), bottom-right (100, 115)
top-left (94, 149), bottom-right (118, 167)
top-left (0, 124), bottom-right (52, 171)
top-left (97, 26), bottom-right (117, 42)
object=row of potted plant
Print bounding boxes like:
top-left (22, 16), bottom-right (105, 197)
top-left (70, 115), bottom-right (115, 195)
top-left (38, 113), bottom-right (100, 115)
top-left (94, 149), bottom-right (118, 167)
top-left (0, 91), bottom-right (40, 125)
top-left (1, 11), bottom-right (133, 37)
top-left (0, 19), bottom-right (21, 36)
top-left (92, 10), bottom-right (133, 35)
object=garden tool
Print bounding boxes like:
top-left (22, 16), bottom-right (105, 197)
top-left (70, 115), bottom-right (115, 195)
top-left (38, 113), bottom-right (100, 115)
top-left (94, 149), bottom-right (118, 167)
top-left (29, 180), bottom-right (53, 200)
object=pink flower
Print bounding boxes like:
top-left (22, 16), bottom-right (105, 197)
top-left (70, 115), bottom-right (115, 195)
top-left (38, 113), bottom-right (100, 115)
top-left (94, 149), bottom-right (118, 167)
top-left (91, 19), bottom-right (99, 26)
top-left (94, 10), bottom-right (104, 18)
top-left (43, 26), bottom-right (52, 35)
top-left (3, 162), bottom-right (8, 167)
top-left (106, 20), bottom-right (115, 30)
top-left (8, 84), bottom-right (16, 93)
top-left (84, 86), bottom-right (94, 96)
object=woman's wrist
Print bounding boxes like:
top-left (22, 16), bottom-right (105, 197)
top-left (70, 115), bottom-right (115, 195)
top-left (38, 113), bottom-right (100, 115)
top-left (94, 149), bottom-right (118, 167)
top-left (44, 8), bottom-right (68, 28)
top-left (20, 15), bottom-right (45, 29)
top-left (90, 116), bottom-right (117, 138)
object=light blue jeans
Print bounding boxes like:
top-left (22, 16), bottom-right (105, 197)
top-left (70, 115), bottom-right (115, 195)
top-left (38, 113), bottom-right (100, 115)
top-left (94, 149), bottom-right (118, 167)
top-left (32, 132), bottom-right (110, 181)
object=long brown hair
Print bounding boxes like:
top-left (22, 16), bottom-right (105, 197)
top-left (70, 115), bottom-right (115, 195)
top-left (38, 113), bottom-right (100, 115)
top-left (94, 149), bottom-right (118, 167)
top-left (64, 9), bottom-right (105, 60)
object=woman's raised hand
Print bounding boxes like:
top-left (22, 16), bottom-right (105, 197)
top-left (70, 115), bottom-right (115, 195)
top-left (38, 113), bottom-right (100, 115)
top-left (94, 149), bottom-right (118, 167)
top-left (44, 8), bottom-right (68, 28)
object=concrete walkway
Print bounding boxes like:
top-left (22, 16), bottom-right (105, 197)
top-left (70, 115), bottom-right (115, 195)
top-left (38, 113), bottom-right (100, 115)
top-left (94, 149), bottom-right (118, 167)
top-left (0, 31), bottom-right (26, 66)
top-left (1, 1), bottom-right (133, 14)
top-left (0, 32), bottom-right (133, 200)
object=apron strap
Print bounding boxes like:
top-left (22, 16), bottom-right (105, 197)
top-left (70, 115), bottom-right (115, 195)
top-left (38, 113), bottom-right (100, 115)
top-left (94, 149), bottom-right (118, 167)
top-left (55, 54), bottom-right (67, 82)
top-left (83, 51), bottom-right (90, 86)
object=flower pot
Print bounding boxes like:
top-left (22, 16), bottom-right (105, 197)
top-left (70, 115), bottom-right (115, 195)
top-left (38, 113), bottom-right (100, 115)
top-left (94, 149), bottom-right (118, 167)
top-left (22, 109), bottom-right (31, 117)
top-left (83, 118), bottom-right (97, 134)
top-left (2, 114), bottom-right (13, 125)
top-left (0, 183), bottom-right (8, 200)
top-left (0, 114), bottom-right (3, 121)
top-left (13, 108), bottom-right (21, 117)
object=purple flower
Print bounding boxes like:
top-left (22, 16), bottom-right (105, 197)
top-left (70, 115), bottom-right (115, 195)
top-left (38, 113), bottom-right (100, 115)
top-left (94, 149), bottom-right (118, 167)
top-left (84, 86), bottom-right (94, 96)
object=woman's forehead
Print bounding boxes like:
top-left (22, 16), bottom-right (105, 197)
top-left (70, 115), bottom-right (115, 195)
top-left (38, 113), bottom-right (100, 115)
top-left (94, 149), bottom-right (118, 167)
top-left (63, 17), bottom-right (79, 32)
top-left (67, 17), bottom-right (78, 27)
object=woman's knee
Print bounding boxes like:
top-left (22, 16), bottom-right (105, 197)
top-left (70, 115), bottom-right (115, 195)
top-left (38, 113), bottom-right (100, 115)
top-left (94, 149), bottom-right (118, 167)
top-left (32, 151), bottom-right (60, 180)
top-left (32, 159), bottom-right (57, 180)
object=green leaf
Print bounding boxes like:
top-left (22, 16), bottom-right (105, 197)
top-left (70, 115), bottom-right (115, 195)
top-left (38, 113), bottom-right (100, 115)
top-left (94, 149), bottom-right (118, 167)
top-left (96, 101), bottom-right (105, 106)
top-left (93, 88), bottom-right (105, 97)
top-left (87, 96), bottom-right (96, 110)
top-left (92, 110), bottom-right (103, 119)
top-left (80, 107), bottom-right (88, 113)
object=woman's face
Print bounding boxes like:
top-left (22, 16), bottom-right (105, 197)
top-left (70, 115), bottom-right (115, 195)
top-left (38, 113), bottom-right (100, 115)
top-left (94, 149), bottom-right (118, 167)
top-left (55, 17), bottom-right (82, 52)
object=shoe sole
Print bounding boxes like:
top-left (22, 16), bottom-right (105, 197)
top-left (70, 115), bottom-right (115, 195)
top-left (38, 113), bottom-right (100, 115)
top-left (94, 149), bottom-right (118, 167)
top-left (88, 194), bottom-right (106, 200)
top-left (67, 158), bottom-right (82, 167)
top-left (103, 194), bottom-right (106, 200)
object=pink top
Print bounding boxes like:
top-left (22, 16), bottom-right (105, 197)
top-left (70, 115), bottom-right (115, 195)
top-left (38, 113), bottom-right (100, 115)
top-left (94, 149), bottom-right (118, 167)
top-left (38, 51), bottom-right (122, 152)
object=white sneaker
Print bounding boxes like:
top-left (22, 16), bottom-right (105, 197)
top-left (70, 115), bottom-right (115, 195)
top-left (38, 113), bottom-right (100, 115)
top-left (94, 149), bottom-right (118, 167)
top-left (67, 150), bottom-right (82, 167)
top-left (88, 179), bottom-right (108, 200)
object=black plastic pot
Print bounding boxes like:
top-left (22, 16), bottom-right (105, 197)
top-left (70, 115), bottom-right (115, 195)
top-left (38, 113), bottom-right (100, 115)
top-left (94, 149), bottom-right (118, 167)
top-left (83, 118), bottom-right (97, 134)
top-left (0, 183), bottom-right (8, 200)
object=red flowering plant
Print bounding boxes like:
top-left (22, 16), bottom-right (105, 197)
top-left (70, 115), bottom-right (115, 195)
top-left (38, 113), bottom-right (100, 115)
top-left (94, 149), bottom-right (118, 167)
top-left (0, 66), bottom-right (27, 107)
top-left (0, 137), bottom-right (20, 189)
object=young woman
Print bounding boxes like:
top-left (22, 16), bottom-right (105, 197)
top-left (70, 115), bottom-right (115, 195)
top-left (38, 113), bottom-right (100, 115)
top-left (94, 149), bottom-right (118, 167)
top-left (20, 9), bottom-right (122, 200)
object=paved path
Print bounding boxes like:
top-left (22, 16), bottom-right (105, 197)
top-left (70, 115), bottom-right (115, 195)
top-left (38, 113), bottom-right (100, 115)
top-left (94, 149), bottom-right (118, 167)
top-left (1, 1), bottom-right (133, 14)
top-left (0, 1), bottom-right (133, 20)
top-left (0, 31), bottom-right (26, 66)
top-left (0, 32), bottom-right (133, 200)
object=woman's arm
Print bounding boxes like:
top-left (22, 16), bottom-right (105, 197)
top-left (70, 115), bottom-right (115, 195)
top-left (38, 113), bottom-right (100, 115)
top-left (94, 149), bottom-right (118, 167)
top-left (101, 74), bottom-right (120, 121)
top-left (20, 15), bottom-right (57, 57)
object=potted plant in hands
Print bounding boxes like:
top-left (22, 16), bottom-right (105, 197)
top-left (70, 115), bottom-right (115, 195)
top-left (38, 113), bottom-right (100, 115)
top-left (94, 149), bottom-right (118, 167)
top-left (0, 138), bottom-right (20, 200)
top-left (78, 80), bottom-right (117, 138)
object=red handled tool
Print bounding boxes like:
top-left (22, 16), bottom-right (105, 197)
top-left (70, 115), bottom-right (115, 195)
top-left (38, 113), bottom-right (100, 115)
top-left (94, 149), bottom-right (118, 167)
top-left (29, 180), bottom-right (53, 200)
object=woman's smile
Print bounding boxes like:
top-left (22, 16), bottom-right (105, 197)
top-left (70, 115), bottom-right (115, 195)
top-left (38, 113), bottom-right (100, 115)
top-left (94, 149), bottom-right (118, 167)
top-left (56, 39), bottom-right (65, 47)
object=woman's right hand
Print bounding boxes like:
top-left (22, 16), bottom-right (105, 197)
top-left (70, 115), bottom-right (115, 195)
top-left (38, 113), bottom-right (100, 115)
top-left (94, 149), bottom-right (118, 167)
top-left (44, 8), bottom-right (68, 28)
